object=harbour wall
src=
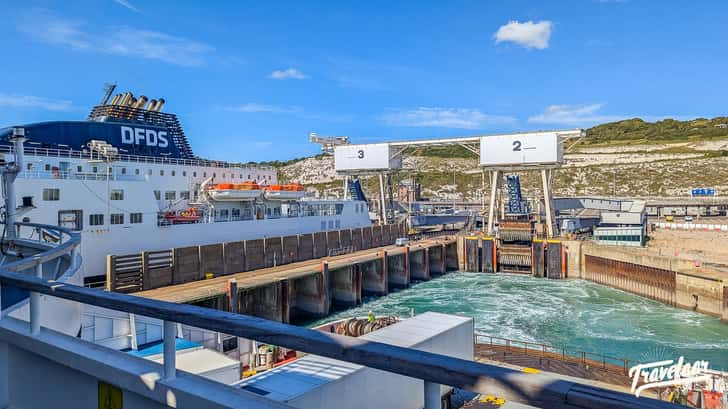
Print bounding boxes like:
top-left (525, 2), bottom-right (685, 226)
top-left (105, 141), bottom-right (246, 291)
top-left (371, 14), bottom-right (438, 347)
top-left (567, 241), bottom-right (728, 322)
top-left (454, 235), bottom-right (728, 322)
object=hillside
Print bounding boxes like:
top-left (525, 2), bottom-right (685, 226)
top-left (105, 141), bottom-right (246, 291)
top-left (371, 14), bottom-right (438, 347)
top-left (276, 116), bottom-right (728, 201)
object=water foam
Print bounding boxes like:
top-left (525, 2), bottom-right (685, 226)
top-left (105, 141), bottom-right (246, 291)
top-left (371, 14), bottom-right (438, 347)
top-left (310, 273), bottom-right (728, 369)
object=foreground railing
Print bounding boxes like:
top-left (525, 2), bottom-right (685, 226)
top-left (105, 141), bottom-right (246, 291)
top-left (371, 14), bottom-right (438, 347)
top-left (475, 333), bottom-right (632, 375)
top-left (0, 270), bottom-right (680, 408)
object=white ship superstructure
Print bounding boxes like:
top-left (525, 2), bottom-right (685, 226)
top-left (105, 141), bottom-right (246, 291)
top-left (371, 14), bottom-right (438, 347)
top-left (1, 89), bottom-right (371, 283)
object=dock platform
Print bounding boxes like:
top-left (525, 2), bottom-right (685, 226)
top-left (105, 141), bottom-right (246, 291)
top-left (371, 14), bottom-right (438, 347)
top-left (135, 237), bottom-right (458, 323)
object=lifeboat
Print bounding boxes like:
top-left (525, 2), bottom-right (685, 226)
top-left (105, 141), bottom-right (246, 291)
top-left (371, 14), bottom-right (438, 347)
top-left (207, 182), bottom-right (262, 201)
top-left (164, 207), bottom-right (200, 224)
top-left (263, 183), bottom-right (307, 200)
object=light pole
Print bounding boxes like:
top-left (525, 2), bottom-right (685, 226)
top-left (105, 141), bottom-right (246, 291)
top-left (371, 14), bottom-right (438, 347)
top-left (452, 166), bottom-right (456, 211)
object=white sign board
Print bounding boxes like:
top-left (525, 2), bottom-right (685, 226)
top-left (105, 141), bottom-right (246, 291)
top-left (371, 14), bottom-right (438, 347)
top-left (480, 132), bottom-right (563, 166)
top-left (334, 143), bottom-right (402, 172)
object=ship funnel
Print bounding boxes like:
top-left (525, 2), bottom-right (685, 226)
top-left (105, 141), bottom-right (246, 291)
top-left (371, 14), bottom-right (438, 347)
top-left (146, 99), bottom-right (157, 111)
top-left (109, 94), bottom-right (122, 105)
top-left (154, 98), bottom-right (165, 112)
top-left (133, 95), bottom-right (148, 109)
top-left (119, 92), bottom-right (133, 106)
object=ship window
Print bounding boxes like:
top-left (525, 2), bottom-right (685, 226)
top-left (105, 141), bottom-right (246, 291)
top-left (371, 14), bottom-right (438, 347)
top-left (213, 173), bottom-right (216, 178)
top-left (203, 172), bottom-right (207, 178)
top-left (135, 169), bottom-right (140, 175)
top-left (121, 168), bottom-right (127, 175)
top-left (110, 189), bottom-right (124, 200)
top-left (240, 174), bottom-right (243, 179)
top-left (232, 208), bottom-right (240, 220)
top-left (182, 171), bottom-right (187, 177)
top-left (89, 214), bottom-right (104, 226)
top-left (130, 213), bottom-right (143, 224)
top-left (110, 213), bottom-right (124, 225)
top-left (335, 204), bottom-right (344, 215)
top-left (27, 163), bottom-right (32, 170)
top-left (165, 191), bottom-right (176, 200)
top-left (172, 170), bottom-right (176, 177)
top-left (77, 166), bottom-right (82, 172)
top-left (45, 164), bottom-right (51, 171)
top-left (154, 190), bottom-right (161, 200)
top-left (160, 170), bottom-right (164, 176)
top-left (335, 220), bottom-right (341, 229)
top-left (148, 169), bottom-right (152, 175)
top-left (92, 166), bottom-right (97, 173)
top-left (248, 174), bottom-right (251, 180)
top-left (42, 188), bottom-right (60, 201)
top-left (180, 191), bottom-right (190, 200)
top-left (193, 171), bottom-right (197, 177)
top-left (222, 173), bottom-right (226, 179)
top-left (328, 220), bottom-right (334, 229)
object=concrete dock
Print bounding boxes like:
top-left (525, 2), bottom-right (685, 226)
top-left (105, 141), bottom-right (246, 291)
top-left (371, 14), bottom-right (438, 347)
top-left (135, 237), bottom-right (458, 323)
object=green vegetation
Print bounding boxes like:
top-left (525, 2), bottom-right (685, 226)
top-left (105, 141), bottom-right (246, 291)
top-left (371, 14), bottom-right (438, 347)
top-left (408, 145), bottom-right (475, 158)
top-left (585, 117), bottom-right (728, 145)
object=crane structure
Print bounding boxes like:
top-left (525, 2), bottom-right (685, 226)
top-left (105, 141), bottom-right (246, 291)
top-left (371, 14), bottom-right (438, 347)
top-left (309, 132), bottom-right (350, 155)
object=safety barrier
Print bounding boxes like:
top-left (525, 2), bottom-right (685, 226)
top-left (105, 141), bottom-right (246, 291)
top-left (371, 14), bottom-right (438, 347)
top-left (475, 333), bottom-right (632, 375)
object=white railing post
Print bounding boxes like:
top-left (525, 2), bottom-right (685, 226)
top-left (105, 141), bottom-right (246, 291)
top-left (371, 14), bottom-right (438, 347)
top-left (424, 381), bottom-right (440, 409)
top-left (163, 320), bottom-right (176, 380)
top-left (29, 262), bottom-right (43, 335)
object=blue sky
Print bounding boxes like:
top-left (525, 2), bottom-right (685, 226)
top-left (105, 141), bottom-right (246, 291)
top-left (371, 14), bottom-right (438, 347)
top-left (1, 0), bottom-right (727, 162)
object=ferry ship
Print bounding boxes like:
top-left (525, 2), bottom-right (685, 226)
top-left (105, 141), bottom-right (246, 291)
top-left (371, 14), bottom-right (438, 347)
top-left (0, 87), bottom-right (371, 284)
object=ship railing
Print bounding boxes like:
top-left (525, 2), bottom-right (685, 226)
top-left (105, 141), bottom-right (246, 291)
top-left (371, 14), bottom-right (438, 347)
top-left (0, 222), bottom-right (81, 328)
top-left (0, 145), bottom-right (275, 171)
top-left (0, 272), bottom-right (679, 409)
top-left (17, 169), bottom-right (145, 182)
top-left (475, 333), bottom-right (633, 375)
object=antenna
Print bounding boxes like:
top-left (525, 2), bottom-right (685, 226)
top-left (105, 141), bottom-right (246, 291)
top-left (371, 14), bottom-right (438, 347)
top-left (100, 82), bottom-right (117, 105)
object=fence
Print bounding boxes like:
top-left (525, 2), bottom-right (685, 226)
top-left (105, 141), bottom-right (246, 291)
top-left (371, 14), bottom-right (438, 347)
top-left (475, 333), bottom-right (632, 375)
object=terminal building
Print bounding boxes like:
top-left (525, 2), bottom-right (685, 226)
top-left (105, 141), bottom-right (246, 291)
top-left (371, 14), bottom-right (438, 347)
top-left (554, 197), bottom-right (647, 247)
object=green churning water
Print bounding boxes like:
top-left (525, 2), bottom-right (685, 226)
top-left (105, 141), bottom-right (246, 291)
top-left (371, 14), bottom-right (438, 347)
top-left (312, 272), bottom-right (728, 370)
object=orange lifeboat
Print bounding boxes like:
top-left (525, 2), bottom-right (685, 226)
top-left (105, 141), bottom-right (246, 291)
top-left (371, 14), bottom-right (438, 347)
top-left (208, 181), bottom-right (262, 201)
top-left (164, 207), bottom-right (200, 224)
top-left (264, 183), bottom-right (306, 200)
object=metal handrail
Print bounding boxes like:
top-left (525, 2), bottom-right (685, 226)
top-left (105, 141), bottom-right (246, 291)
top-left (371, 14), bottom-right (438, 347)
top-left (0, 269), bottom-right (679, 408)
top-left (475, 333), bottom-right (632, 374)
top-left (0, 145), bottom-right (275, 171)
top-left (2, 222), bottom-right (81, 272)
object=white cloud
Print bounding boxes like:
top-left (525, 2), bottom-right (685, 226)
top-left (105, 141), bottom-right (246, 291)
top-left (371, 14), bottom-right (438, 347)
top-left (494, 20), bottom-right (553, 50)
top-left (225, 103), bottom-right (301, 114)
top-left (529, 104), bottom-right (695, 126)
top-left (381, 107), bottom-right (516, 129)
top-left (269, 68), bottom-right (307, 80)
top-left (0, 93), bottom-right (75, 111)
top-left (18, 9), bottom-right (213, 66)
top-left (528, 104), bottom-right (624, 125)
top-left (113, 0), bottom-right (139, 12)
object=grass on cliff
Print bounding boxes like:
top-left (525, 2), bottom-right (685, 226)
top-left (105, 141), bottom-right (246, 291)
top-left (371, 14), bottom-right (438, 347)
top-left (583, 117), bottom-right (728, 146)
